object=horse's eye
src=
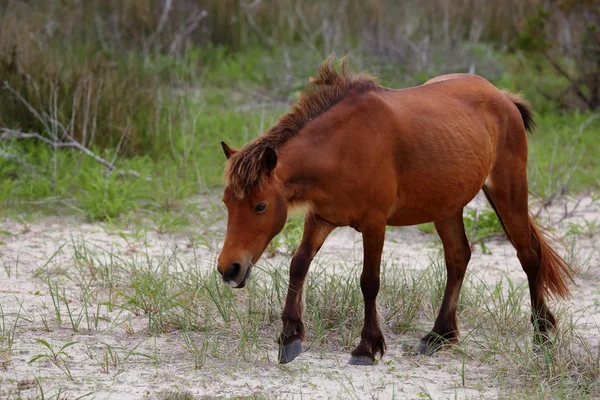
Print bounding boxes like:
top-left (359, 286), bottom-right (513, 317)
top-left (254, 202), bottom-right (267, 213)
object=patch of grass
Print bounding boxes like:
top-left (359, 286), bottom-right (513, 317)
top-left (266, 215), bottom-right (304, 256)
top-left (158, 391), bottom-right (196, 400)
top-left (381, 258), bottom-right (443, 335)
top-left (0, 304), bottom-right (20, 360)
top-left (463, 207), bottom-right (505, 247)
top-left (490, 318), bottom-right (600, 399)
top-left (28, 339), bottom-right (78, 380)
top-left (0, 87), bottom-right (284, 220)
top-left (417, 222), bottom-right (436, 235)
top-left (565, 219), bottom-right (600, 238)
top-left (528, 113), bottom-right (600, 198)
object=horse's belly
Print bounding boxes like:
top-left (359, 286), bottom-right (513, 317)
top-left (386, 170), bottom-right (486, 226)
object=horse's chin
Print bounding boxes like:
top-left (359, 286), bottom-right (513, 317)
top-left (234, 265), bottom-right (253, 289)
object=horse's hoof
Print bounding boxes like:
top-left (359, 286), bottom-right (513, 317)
top-left (417, 340), bottom-right (442, 356)
top-left (278, 340), bottom-right (303, 364)
top-left (347, 355), bottom-right (374, 366)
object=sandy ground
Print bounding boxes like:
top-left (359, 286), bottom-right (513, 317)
top-left (0, 193), bottom-right (599, 399)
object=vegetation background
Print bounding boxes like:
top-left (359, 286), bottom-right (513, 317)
top-left (0, 0), bottom-right (598, 221)
top-left (1, 2), bottom-right (600, 399)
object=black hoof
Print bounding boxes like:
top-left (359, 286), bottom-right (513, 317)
top-left (279, 340), bottom-right (303, 364)
top-left (347, 355), bottom-right (374, 366)
top-left (417, 340), bottom-right (443, 356)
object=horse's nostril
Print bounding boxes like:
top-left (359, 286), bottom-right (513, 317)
top-left (221, 262), bottom-right (243, 283)
top-left (231, 262), bottom-right (241, 277)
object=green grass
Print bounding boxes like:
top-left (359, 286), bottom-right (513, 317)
top-left (528, 113), bottom-right (600, 197)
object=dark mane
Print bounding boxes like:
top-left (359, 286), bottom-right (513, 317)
top-left (225, 55), bottom-right (381, 199)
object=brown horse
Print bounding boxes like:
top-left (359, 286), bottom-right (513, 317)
top-left (217, 56), bottom-right (573, 365)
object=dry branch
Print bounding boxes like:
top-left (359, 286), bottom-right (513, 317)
top-left (1, 82), bottom-right (147, 180)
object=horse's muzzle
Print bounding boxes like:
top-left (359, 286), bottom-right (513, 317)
top-left (219, 261), bottom-right (252, 288)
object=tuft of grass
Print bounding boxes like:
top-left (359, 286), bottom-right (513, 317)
top-left (0, 304), bottom-right (21, 361)
top-left (28, 339), bottom-right (78, 380)
top-left (417, 222), bottom-right (436, 235)
top-left (565, 219), bottom-right (600, 238)
top-left (158, 391), bottom-right (196, 400)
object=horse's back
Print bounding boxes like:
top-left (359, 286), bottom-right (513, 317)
top-left (381, 73), bottom-right (524, 160)
top-left (419, 74), bottom-right (530, 165)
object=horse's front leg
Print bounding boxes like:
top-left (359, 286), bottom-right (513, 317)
top-left (349, 221), bottom-right (386, 365)
top-left (278, 215), bottom-right (334, 364)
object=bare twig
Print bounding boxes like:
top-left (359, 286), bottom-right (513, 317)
top-left (144, 0), bottom-right (173, 54)
top-left (0, 128), bottom-right (115, 170)
top-left (555, 196), bottom-right (584, 225)
top-left (168, 10), bottom-right (206, 56)
top-left (1, 81), bottom-right (147, 180)
top-left (239, 1), bottom-right (275, 49)
top-left (544, 52), bottom-right (591, 108)
top-left (2, 128), bottom-right (147, 179)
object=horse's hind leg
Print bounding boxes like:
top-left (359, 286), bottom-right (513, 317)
top-left (483, 154), bottom-right (571, 343)
top-left (419, 209), bottom-right (471, 355)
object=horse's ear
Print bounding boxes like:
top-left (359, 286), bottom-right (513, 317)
top-left (261, 147), bottom-right (277, 174)
top-left (221, 141), bottom-right (237, 159)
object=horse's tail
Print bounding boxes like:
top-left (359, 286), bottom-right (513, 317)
top-left (502, 90), bottom-right (535, 133)
top-left (529, 218), bottom-right (574, 300)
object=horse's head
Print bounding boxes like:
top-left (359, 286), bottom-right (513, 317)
top-left (217, 141), bottom-right (288, 288)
